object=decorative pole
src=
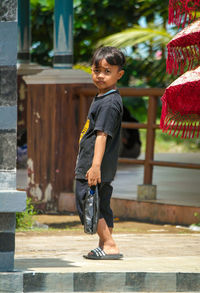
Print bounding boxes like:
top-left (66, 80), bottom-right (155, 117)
top-left (53, 0), bottom-right (73, 69)
top-left (17, 0), bottom-right (30, 63)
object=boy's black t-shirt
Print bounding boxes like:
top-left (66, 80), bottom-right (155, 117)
top-left (75, 90), bottom-right (123, 182)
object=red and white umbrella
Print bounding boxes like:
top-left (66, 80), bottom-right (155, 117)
top-left (168, 0), bottom-right (200, 27)
top-left (167, 19), bottom-right (200, 75)
top-left (160, 65), bottom-right (200, 138)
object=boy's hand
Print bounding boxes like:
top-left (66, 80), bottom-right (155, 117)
top-left (86, 131), bottom-right (107, 186)
top-left (86, 164), bottom-right (101, 186)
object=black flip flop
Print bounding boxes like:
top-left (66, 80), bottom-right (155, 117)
top-left (83, 247), bottom-right (123, 260)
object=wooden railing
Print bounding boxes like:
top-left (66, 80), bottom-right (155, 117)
top-left (77, 86), bottom-right (200, 186)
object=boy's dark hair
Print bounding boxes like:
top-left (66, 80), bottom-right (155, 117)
top-left (91, 46), bottom-right (126, 70)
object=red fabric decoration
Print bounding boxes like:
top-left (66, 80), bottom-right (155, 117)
top-left (168, 0), bottom-right (200, 27)
top-left (160, 66), bottom-right (200, 139)
top-left (166, 19), bottom-right (200, 75)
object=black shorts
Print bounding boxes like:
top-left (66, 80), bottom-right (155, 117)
top-left (75, 179), bottom-right (114, 228)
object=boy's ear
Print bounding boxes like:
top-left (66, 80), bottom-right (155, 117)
top-left (118, 70), bottom-right (125, 80)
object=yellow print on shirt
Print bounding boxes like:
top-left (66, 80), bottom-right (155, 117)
top-left (79, 119), bottom-right (90, 143)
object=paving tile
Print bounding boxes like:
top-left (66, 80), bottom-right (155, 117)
top-left (0, 171), bottom-right (16, 190)
top-left (0, 190), bottom-right (26, 212)
top-left (0, 213), bottom-right (15, 232)
top-left (0, 132), bottom-right (16, 169)
top-left (0, 252), bottom-right (14, 272)
top-left (23, 272), bottom-right (74, 292)
top-left (23, 272), bottom-right (46, 292)
top-left (74, 272), bottom-right (96, 292)
top-left (45, 273), bottom-right (73, 292)
top-left (125, 272), bottom-right (146, 291)
top-left (145, 273), bottom-right (176, 292)
top-left (177, 273), bottom-right (200, 292)
top-left (0, 106), bottom-right (17, 130)
top-left (0, 66), bottom-right (17, 106)
top-left (0, 22), bottom-right (17, 66)
top-left (95, 272), bottom-right (126, 292)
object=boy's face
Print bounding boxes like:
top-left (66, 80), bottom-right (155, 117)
top-left (91, 58), bottom-right (124, 94)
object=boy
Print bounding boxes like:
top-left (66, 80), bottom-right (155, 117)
top-left (75, 46), bottom-right (125, 260)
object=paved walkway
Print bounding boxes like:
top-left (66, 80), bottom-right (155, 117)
top-left (12, 231), bottom-right (200, 292)
top-left (15, 232), bottom-right (200, 273)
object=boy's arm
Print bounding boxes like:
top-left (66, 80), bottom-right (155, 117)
top-left (86, 131), bottom-right (107, 186)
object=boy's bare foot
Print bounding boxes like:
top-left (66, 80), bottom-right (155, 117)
top-left (95, 242), bottom-right (119, 255)
top-left (102, 240), bottom-right (120, 255)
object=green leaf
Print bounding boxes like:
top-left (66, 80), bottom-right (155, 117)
top-left (97, 24), bottom-right (172, 48)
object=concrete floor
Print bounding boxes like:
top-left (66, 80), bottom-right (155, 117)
top-left (15, 233), bottom-right (200, 273)
top-left (14, 232), bottom-right (200, 292)
top-left (16, 153), bottom-right (200, 207)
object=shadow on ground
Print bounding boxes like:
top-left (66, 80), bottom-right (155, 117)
top-left (15, 258), bottom-right (78, 270)
top-left (45, 221), bottom-right (81, 229)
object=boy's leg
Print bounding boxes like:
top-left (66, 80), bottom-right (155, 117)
top-left (97, 218), bottom-right (119, 254)
top-left (76, 180), bottom-right (121, 255)
top-left (97, 182), bottom-right (120, 254)
top-left (99, 227), bottom-right (112, 248)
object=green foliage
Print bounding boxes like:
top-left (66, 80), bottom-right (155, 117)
top-left (98, 20), bottom-right (177, 87)
top-left (73, 63), bottom-right (92, 74)
top-left (30, 0), bottom-right (54, 66)
top-left (30, 0), bottom-right (54, 9)
top-left (137, 0), bottom-right (169, 22)
top-left (30, 0), bottom-right (147, 66)
top-left (194, 212), bottom-right (200, 226)
top-left (30, 0), bottom-right (174, 86)
top-left (97, 24), bottom-right (171, 49)
top-left (30, 0), bottom-right (172, 84)
top-left (16, 197), bottom-right (37, 230)
top-left (95, 0), bottom-right (178, 88)
top-left (123, 97), bottom-right (148, 123)
top-left (139, 129), bottom-right (200, 153)
top-left (73, 0), bottom-right (144, 63)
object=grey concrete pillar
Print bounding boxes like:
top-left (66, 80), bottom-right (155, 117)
top-left (0, 0), bottom-right (26, 272)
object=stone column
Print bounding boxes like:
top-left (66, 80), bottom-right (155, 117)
top-left (17, 0), bottom-right (30, 63)
top-left (53, 0), bottom-right (73, 69)
top-left (0, 0), bottom-right (26, 271)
